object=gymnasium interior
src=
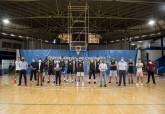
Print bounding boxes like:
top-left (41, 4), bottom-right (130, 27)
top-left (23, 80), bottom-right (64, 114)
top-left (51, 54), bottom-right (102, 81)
top-left (0, 0), bottom-right (165, 114)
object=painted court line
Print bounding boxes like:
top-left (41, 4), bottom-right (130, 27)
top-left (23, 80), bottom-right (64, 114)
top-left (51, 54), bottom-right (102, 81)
top-left (0, 103), bottom-right (164, 106)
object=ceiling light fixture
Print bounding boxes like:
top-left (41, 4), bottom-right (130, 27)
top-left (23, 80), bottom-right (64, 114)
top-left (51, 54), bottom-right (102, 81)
top-left (2, 18), bottom-right (10, 25)
top-left (148, 19), bottom-right (156, 26)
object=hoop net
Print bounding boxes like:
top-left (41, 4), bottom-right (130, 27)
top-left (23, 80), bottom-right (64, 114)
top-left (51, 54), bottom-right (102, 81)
top-left (75, 46), bottom-right (81, 55)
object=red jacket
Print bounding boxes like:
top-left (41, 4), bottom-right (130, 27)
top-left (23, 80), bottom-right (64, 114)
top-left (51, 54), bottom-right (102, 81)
top-left (147, 63), bottom-right (155, 72)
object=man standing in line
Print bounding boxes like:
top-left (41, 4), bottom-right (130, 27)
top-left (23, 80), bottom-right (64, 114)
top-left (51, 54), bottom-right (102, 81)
top-left (118, 57), bottom-right (127, 86)
top-left (67, 58), bottom-right (74, 83)
top-left (99, 60), bottom-right (107, 87)
top-left (37, 58), bottom-right (44, 86)
top-left (30, 59), bottom-right (37, 83)
top-left (54, 60), bottom-right (62, 86)
top-left (15, 57), bottom-right (21, 84)
top-left (18, 57), bottom-right (28, 86)
top-left (147, 60), bottom-right (156, 84)
top-left (60, 57), bottom-right (66, 82)
top-left (88, 59), bottom-right (96, 84)
top-left (76, 58), bottom-right (85, 86)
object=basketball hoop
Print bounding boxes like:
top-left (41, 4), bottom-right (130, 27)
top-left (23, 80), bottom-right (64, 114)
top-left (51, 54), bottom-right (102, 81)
top-left (75, 46), bottom-right (81, 55)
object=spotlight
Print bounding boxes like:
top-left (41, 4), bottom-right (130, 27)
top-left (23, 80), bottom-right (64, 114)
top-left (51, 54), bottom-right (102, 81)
top-left (131, 43), bottom-right (136, 46)
top-left (1, 32), bottom-right (7, 35)
top-left (10, 34), bottom-right (15, 37)
top-left (53, 39), bottom-right (56, 44)
top-left (18, 35), bottom-right (23, 38)
top-left (148, 19), bottom-right (156, 26)
top-left (2, 18), bottom-right (10, 25)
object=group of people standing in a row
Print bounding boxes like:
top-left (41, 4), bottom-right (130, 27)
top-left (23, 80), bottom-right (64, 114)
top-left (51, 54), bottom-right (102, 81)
top-left (15, 56), bottom-right (156, 87)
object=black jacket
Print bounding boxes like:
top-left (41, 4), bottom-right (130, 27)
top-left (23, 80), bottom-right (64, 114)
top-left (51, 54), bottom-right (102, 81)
top-left (36, 62), bottom-right (44, 73)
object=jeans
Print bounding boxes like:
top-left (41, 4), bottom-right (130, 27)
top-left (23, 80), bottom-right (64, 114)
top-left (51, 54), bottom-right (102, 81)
top-left (100, 71), bottom-right (106, 86)
top-left (19, 70), bottom-right (27, 85)
top-left (119, 70), bottom-right (126, 85)
top-left (30, 69), bottom-right (37, 81)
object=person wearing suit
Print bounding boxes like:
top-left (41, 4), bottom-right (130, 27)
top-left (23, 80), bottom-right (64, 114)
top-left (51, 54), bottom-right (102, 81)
top-left (37, 58), bottom-right (44, 86)
top-left (30, 59), bottom-right (37, 82)
top-left (89, 59), bottom-right (96, 84)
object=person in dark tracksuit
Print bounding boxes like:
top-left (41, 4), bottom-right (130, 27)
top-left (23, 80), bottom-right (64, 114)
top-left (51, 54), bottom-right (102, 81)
top-left (60, 58), bottom-right (66, 82)
top-left (30, 59), bottom-right (37, 82)
top-left (96, 59), bottom-right (100, 75)
top-left (18, 57), bottom-right (28, 86)
top-left (67, 59), bottom-right (74, 83)
top-left (36, 59), bottom-right (44, 86)
top-left (47, 60), bottom-right (54, 83)
top-left (88, 59), bottom-right (96, 84)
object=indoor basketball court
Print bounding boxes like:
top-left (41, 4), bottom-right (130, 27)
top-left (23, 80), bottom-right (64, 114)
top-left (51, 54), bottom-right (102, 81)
top-left (0, 0), bottom-right (165, 114)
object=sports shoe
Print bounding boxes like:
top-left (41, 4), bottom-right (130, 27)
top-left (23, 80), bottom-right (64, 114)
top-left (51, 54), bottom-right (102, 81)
top-left (82, 82), bottom-right (84, 86)
top-left (140, 83), bottom-right (143, 86)
top-left (136, 83), bottom-right (139, 86)
top-left (76, 82), bottom-right (79, 87)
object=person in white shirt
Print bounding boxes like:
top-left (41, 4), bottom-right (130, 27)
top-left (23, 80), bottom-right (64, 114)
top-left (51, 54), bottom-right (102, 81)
top-left (118, 57), bottom-right (127, 86)
top-left (76, 58), bottom-right (85, 86)
top-left (54, 60), bottom-right (62, 86)
top-left (15, 57), bottom-right (21, 84)
top-left (99, 60), bottom-right (107, 87)
top-left (18, 57), bottom-right (28, 86)
top-left (136, 59), bottom-right (144, 86)
top-left (37, 58), bottom-right (44, 86)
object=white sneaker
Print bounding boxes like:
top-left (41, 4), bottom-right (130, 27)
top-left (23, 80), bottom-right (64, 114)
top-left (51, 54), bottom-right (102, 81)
top-left (140, 83), bottom-right (143, 86)
top-left (76, 82), bottom-right (79, 87)
top-left (136, 83), bottom-right (139, 86)
top-left (82, 82), bottom-right (84, 86)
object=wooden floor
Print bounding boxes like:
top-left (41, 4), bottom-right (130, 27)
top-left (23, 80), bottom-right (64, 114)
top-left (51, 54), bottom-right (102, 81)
top-left (0, 75), bottom-right (165, 114)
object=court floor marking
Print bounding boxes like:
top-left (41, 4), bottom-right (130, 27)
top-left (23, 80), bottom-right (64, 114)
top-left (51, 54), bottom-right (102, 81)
top-left (0, 103), bottom-right (165, 106)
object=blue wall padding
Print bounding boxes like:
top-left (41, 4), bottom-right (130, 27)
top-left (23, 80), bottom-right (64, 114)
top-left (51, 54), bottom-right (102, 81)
top-left (155, 56), bottom-right (165, 74)
top-left (20, 49), bottom-right (137, 76)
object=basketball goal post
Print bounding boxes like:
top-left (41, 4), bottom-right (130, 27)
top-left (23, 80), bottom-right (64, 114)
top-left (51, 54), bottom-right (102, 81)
top-left (68, 1), bottom-right (89, 55)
